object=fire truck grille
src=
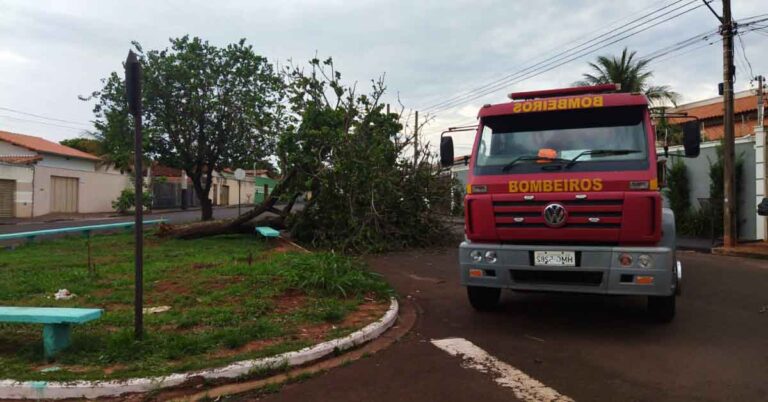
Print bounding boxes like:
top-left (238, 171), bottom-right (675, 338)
top-left (493, 199), bottom-right (624, 229)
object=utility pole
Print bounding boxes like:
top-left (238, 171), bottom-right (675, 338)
top-left (758, 75), bottom-right (765, 129)
top-left (720, 0), bottom-right (737, 247)
top-left (757, 75), bottom-right (766, 240)
top-left (414, 110), bottom-right (419, 169)
top-left (125, 50), bottom-right (144, 340)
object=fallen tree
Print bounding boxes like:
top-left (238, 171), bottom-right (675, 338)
top-left (161, 57), bottom-right (453, 252)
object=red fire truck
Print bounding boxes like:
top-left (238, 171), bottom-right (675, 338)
top-left (440, 84), bottom-right (700, 322)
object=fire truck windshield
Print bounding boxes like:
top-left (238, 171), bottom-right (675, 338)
top-left (475, 106), bottom-right (649, 175)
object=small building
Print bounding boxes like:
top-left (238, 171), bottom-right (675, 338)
top-left (0, 130), bottom-right (129, 218)
top-left (150, 164), bottom-right (263, 209)
top-left (667, 89), bottom-right (767, 140)
top-left (664, 87), bottom-right (767, 240)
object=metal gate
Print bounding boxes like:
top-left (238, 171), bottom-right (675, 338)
top-left (50, 176), bottom-right (79, 213)
top-left (0, 179), bottom-right (15, 217)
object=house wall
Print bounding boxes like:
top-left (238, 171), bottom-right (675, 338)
top-left (37, 154), bottom-right (96, 172)
top-left (33, 165), bottom-right (130, 216)
top-left (210, 175), bottom-right (256, 206)
top-left (0, 142), bottom-right (36, 157)
top-left (662, 136), bottom-right (757, 240)
top-left (0, 163), bottom-right (34, 218)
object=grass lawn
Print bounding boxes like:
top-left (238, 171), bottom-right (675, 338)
top-left (0, 232), bottom-right (391, 382)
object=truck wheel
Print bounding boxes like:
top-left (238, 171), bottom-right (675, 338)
top-left (467, 286), bottom-right (501, 311)
top-left (647, 295), bottom-right (676, 323)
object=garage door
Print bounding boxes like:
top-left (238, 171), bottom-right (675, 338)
top-left (220, 185), bottom-right (230, 206)
top-left (0, 180), bottom-right (15, 218)
top-left (51, 176), bottom-right (79, 213)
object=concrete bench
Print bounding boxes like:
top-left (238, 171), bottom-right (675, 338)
top-left (255, 226), bottom-right (280, 238)
top-left (0, 307), bottom-right (103, 359)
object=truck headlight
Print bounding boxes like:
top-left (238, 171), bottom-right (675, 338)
top-left (470, 250), bottom-right (483, 262)
top-left (637, 254), bottom-right (653, 268)
top-left (484, 251), bottom-right (498, 263)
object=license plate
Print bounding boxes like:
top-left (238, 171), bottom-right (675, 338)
top-left (534, 251), bottom-right (576, 266)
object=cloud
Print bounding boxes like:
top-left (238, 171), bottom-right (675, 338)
top-left (0, 0), bottom-right (764, 147)
top-left (0, 50), bottom-right (30, 64)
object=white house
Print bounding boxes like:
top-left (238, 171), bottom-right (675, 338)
top-left (0, 130), bottom-right (130, 218)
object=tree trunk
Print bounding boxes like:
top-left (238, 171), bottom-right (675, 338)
top-left (161, 168), bottom-right (298, 239)
top-left (201, 197), bottom-right (213, 221)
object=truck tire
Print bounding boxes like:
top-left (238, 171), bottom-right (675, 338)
top-left (467, 286), bottom-right (501, 311)
top-left (647, 294), bottom-right (676, 323)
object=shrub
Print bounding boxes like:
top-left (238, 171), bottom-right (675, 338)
top-left (663, 157), bottom-right (691, 226)
top-left (277, 253), bottom-right (390, 298)
top-left (112, 188), bottom-right (153, 214)
top-left (707, 142), bottom-right (744, 236)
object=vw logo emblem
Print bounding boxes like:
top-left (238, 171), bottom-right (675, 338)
top-left (543, 203), bottom-right (568, 228)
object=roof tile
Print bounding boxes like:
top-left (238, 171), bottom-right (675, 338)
top-left (0, 130), bottom-right (100, 161)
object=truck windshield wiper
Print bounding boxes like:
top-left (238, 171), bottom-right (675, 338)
top-left (564, 149), bottom-right (641, 169)
top-left (501, 155), bottom-right (571, 172)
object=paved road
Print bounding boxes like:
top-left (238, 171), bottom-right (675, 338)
top-left (247, 249), bottom-right (768, 402)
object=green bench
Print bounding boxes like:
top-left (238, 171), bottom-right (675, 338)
top-left (255, 226), bottom-right (280, 238)
top-left (0, 307), bottom-right (103, 359)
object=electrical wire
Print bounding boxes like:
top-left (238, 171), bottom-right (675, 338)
top-left (423, 0), bottom-right (708, 114)
top-left (0, 114), bottom-right (91, 132)
top-left (413, 0), bottom-right (680, 110)
top-left (736, 32), bottom-right (755, 79)
top-left (0, 106), bottom-right (91, 128)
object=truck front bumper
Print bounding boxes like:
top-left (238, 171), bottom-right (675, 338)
top-left (459, 242), bottom-right (677, 297)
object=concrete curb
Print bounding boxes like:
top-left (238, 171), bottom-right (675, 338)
top-left (0, 298), bottom-right (398, 400)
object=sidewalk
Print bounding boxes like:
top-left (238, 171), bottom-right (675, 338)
top-left (713, 241), bottom-right (768, 260)
top-left (677, 236), bottom-right (715, 253)
top-left (0, 205), bottom-right (254, 226)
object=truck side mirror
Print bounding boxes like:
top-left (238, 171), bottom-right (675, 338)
top-left (440, 136), bottom-right (454, 167)
top-left (682, 121), bottom-right (700, 157)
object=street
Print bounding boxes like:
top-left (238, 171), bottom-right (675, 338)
top-left (245, 248), bottom-right (768, 402)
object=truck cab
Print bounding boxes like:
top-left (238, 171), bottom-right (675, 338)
top-left (440, 84), bottom-right (700, 322)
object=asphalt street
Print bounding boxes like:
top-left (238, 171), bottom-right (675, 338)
top-left (245, 248), bottom-right (768, 402)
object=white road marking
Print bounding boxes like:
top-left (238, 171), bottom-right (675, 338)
top-left (431, 337), bottom-right (574, 402)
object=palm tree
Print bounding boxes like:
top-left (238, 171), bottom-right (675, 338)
top-left (574, 47), bottom-right (680, 106)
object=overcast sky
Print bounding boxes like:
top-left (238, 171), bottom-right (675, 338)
top-left (0, 0), bottom-right (765, 154)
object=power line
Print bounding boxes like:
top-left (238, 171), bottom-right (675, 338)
top-left (420, 0), bottom-right (695, 113)
top-left (424, 0), bottom-right (708, 114)
top-left (426, 11), bottom-right (766, 120)
top-left (735, 32), bottom-right (754, 79)
top-left (424, 16), bottom-right (768, 144)
top-left (413, 0), bottom-right (677, 109)
top-left (0, 114), bottom-right (91, 132)
top-left (0, 106), bottom-right (91, 128)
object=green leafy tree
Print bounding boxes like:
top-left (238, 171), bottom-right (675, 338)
top-left (574, 47), bottom-right (680, 106)
top-left (275, 58), bottom-right (451, 252)
top-left (86, 36), bottom-right (284, 220)
top-left (59, 138), bottom-right (105, 156)
top-left (181, 57), bottom-right (452, 252)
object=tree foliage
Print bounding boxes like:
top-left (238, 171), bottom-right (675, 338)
top-left (278, 58), bottom-right (451, 252)
top-left (575, 47), bottom-right (680, 106)
top-left (86, 36), bottom-right (284, 220)
top-left (663, 157), bottom-right (691, 232)
top-left (59, 138), bottom-right (105, 157)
